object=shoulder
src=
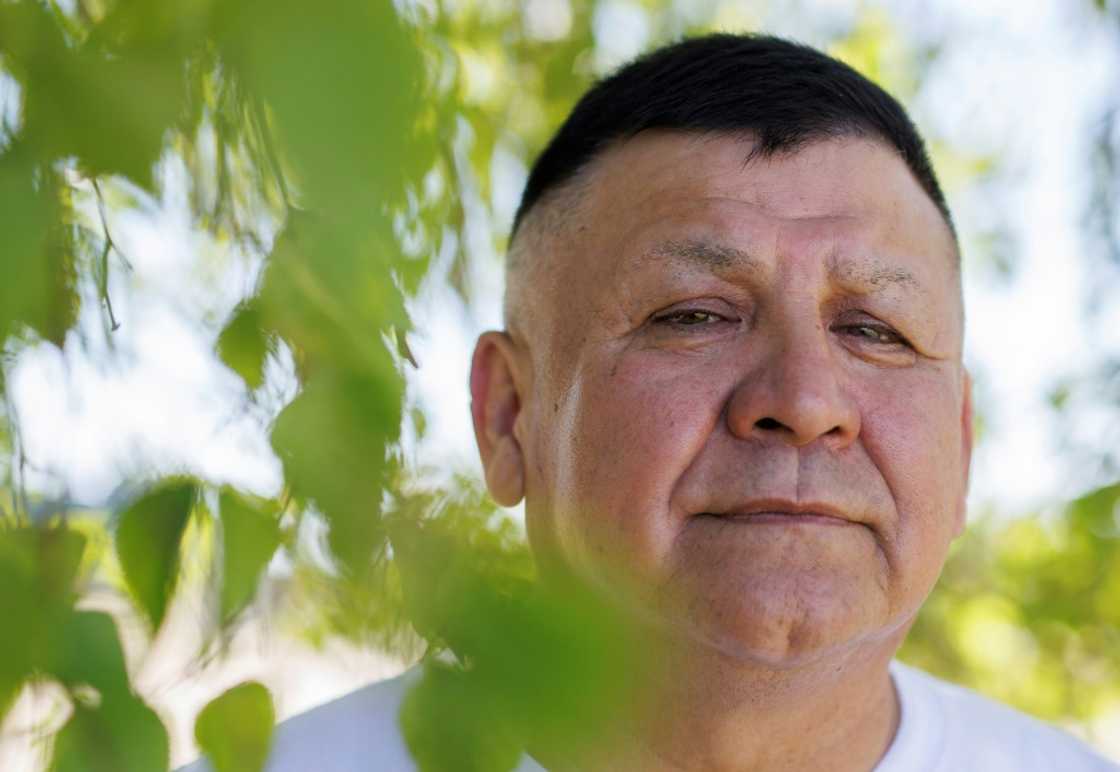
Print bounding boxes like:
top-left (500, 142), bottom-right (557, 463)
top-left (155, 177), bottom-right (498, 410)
top-left (880, 661), bottom-right (1118, 772)
top-left (176, 669), bottom-right (421, 772)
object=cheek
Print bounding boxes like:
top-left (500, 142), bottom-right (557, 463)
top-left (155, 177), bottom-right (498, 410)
top-left (547, 352), bottom-right (732, 579)
top-left (859, 370), bottom-right (964, 600)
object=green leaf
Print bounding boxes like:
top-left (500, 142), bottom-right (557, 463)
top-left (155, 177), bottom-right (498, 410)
top-left (115, 479), bottom-right (197, 630)
top-left (400, 663), bottom-right (521, 772)
top-left (271, 368), bottom-right (399, 572)
top-left (256, 213), bottom-right (411, 374)
top-left (390, 502), bottom-right (645, 763)
top-left (217, 303), bottom-right (271, 391)
top-left (29, 525), bottom-right (88, 605)
top-left (0, 534), bottom-right (43, 716)
top-left (0, 150), bottom-right (77, 346)
top-left (0, 0), bottom-right (185, 190)
top-left (49, 696), bottom-right (169, 772)
top-left (0, 526), bottom-right (87, 717)
top-left (212, 0), bottom-right (428, 217)
top-left (47, 611), bottom-right (131, 703)
top-left (194, 681), bottom-right (275, 772)
top-left (1069, 483), bottom-right (1120, 539)
top-left (44, 613), bottom-right (142, 769)
top-left (218, 489), bottom-right (281, 623)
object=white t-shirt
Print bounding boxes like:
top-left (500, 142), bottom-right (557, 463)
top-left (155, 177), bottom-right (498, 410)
top-left (178, 661), bottom-right (1118, 771)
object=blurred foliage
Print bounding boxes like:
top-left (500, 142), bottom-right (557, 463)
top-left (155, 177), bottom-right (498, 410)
top-left (0, 0), bottom-right (1118, 770)
top-left (0, 0), bottom-right (439, 766)
top-left (390, 488), bottom-right (652, 772)
top-left (115, 479), bottom-right (197, 630)
top-left (194, 682), bottom-right (274, 772)
top-left (902, 484), bottom-right (1120, 732)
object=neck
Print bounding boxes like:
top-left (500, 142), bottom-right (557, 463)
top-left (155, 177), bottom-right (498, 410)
top-left (533, 628), bottom-right (905, 772)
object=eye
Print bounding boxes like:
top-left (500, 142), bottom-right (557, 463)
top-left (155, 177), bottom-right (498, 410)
top-left (654, 309), bottom-right (726, 327)
top-left (837, 322), bottom-right (910, 347)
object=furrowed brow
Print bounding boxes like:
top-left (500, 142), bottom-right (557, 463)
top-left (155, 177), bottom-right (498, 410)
top-left (643, 238), bottom-right (762, 273)
top-left (829, 258), bottom-right (923, 294)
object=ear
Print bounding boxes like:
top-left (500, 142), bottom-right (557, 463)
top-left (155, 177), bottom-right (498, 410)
top-left (953, 368), bottom-right (975, 538)
top-left (469, 331), bottom-right (528, 507)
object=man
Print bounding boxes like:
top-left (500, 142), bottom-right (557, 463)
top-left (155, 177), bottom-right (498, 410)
top-left (182, 33), bottom-right (1117, 772)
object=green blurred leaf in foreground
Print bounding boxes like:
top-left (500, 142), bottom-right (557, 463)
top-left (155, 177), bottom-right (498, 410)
top-left (391, 496), bottom-right (656, 771)
top-left (0, 149), bottom-right (78, 347)
top-left (0, 526), bottom-right (86, 713)
top-left (216, 303), bottom-right (272, 392)
top-left (218, 488), bottom-right (282, 623)
top-left (50, 696), bottom-right (169, 772)
top-left (400, 662), bottom-right (522, 772)
top-left (43, 608), bottom-right (171, 772)
top-left (194, 681), bottom-right (276, 772)
top-left (47, 611), bottom-right (132, 704)
top-left (115, 479), bottom-right (198, 630)
top-left (271, 365), bottom-right (399, 574)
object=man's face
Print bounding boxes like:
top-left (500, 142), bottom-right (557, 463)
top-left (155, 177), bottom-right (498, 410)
top-left (484, 132), bottom-right (971, 666)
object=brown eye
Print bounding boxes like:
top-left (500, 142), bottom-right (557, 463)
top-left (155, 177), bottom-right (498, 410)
top-left (841, 323), bottom-right (908, 347)
top-left (664, 310), bottom-right (721, 326)
top-left (648, 303), bottom-right (739, 336)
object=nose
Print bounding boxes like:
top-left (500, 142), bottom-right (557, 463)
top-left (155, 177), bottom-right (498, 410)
top-left (725, 331), bottom-right (860, 450)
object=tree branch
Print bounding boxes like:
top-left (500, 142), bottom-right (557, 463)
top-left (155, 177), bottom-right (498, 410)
top-left (91, 178), bottom-right (130, 331)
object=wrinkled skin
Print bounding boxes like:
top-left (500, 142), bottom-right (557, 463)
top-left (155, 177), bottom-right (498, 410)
top-left (472, 131), bottom-right (972, 671)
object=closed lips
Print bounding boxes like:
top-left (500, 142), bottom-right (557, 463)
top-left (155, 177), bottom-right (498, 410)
top-left (720, 511), bottom-right (852, 526)
top-left (698, 500), bottom-right (860, 526)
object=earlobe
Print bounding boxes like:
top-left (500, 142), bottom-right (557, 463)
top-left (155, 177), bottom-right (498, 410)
top-left (484, 436), bottom-right (526, 507)
top-left (469, 331), bottom-right (527, 507)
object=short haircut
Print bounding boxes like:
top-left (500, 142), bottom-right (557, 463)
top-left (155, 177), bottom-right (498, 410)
top-left (511, 33), bottom-right (953, 240)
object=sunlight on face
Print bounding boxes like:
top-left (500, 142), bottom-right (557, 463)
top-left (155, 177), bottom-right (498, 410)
top-left (513, 132), bottom-right (971, 666)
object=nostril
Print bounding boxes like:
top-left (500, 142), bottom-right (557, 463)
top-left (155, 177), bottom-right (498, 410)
top-left (755, 417), bottom-right (783, 431)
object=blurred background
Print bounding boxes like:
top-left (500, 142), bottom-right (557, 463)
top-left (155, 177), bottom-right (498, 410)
top-left (1, 0), bottom-right (1119, 768)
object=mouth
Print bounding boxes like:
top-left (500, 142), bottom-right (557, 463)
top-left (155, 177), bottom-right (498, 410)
top-left (698, 499), bottom-right (858, 527)
top-left (703, 511), bottom-right (853, 527)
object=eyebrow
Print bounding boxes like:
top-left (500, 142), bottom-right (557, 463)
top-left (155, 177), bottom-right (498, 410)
top-left (643, 238), bottom-right (762, 272)
top-left (643, 238), bottom-right (924, 294)
top-left (828, 258), bottom-right (922, 293)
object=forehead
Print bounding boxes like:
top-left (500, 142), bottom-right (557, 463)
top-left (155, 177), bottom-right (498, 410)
top-left (526, 131), bottom-right (960, 312)
top-left (585, 131), bottom-right (952, 253)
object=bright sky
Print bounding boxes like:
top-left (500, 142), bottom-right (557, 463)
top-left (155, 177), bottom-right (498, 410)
top-left (8, 0), bottom-right (1120, 523)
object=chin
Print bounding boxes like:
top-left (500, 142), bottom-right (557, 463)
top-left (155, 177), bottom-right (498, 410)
top-left (658, 581), bottom-right (890, 670)
top-left (689, 616), bottom-right (859, 669)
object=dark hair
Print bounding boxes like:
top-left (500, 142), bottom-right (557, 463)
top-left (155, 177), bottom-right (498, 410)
top-left (512, 33), bottom-right (952, 238)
